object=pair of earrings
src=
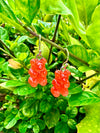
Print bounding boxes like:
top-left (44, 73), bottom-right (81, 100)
top-left (28, 35), bottom-right (71, 97)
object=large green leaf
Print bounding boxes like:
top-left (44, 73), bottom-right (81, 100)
top-left (77, 102), bottom-right (100, 133)
top-left (5, 80), bottom-right (25, 87)
top-left (0, 0), bottom-right (18, 22)
top-left (67, 45), bottom-right (89, 66)
top-left (86, 5), bottom-right (100, 54)
top-left (44, 109), bottom-right (60, 129)
top-left (54, 121), bottom-right (69, 133)
top-left (22, 99), bottom-right (39, 118)
top-left (18, 121), bottom-right (28, 133)
top-left (0, 13), bottom-right (26, 33)
top-left (4, 113), bottom-right (18, 129)
top-left (76, 0), bottom-right (98, 26)
top-left (14, 84), bottom-right (36, 96)
top-left (89, 56), bottom-right (100, 71)
top-left (69, 91), bottom-right (100, 106)
top-left (15, 0), bottom-right (40, 24)
top-left (40, 0), bottom-right (86, 41)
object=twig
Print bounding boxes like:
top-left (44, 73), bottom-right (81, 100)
top-left (0, 77), bottom-right (10, 80)
top-left (48, 15), bottom-right (61, 63)
top-left (0, 39), bottom-right (15, 57)
top-left (18, 20), bottom-right (89, 66)
top-left (76, 72), bottom-right (100, 84)
top-left (0, 47), bottom-right (14, 58)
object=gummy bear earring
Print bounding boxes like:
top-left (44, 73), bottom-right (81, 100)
top-left (28, 35), bottom-right (47, 87)
top-left (51, 48), bottom-right (71, 97)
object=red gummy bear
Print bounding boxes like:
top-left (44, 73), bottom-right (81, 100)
top-left (51, 69), bottom-right (71, 97)
top-left (28, 58), bottom-right (47, 87)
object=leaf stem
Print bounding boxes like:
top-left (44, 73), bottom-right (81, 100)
top-left (0, 47), bottom-right (14, 58)
top-left (18, 20), bottom-right (89, 66)
top-left (76, 72), bottom-right (100, 84)
top-left (0, 39), bottom-right (15, 57)
top-left (48, 15), bottom-right (61, 63)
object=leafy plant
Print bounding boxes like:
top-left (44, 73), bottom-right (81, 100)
top-left (0, 0), bottom-right (100, 133)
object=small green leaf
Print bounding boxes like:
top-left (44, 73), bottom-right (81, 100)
top-left (69, 91), bottom-right (100, 106)
top-left (0, 27), bottom-right (9, 43)
top-left (4, 113), bottom-right (18, 129)
top-left (40, 100), bottom-right (52, 113)
top-left (44, 109), bottom-right (60, 129)
top-left (36, 119), bottom-right (46, 130)
top-left (22, 99), bottom-right (39, 118)
top-left (68, 119), bottom-right (77, 130)
top-left (60, 114), bottom-right (68, 122)
top-left (33, 124), bottom-right (40, 133)
top-left (54, 121), bottom-right (69, 133)
top-left (18, 121), bottom-right (28, 133)
top-left (0, 57), bottom-right (5, 64)
top-left (66, 107), bottom-right (78, 118)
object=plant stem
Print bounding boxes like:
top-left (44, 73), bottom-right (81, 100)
top-left (48, 15), bottom-right (61, 63)
top-left (0, 47), bottom-right (14, 58)
top-left (18, 20), bottom-right (89, 66)
top-left (0, 39), bottom-right (15, 57)
top-left (0, 77), bottom-right (10, 80)
top-left (76, 72), bottom-right (100, 84)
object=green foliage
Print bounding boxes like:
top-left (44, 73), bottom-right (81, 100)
top-left (0, 0), bottom-right (100, 132)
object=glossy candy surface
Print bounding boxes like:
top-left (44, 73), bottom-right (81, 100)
top-left (51, 69), bottom-right (71, 97)
top-left (28, 58), bottom-right (47, 87)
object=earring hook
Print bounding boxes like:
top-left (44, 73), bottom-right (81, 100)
top-left (36, 35), bottom-right (43, 59)
top-left (60, 48), bottom-right (69, 70)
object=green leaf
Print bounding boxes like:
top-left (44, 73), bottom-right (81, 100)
top-left (15, 0), bottom-right (40, 24)
top-left (78, 66), bottom-right (92, 72)
top-left (0, 27), bottom-right (9, 43)
top-left (60, 114), bottom-right (68, 122)
top-left (89, 56), bottom-right (100, 71)
top-left (68, 83), bottom-right (82, 94)
top-left (14, 84), bottom-right (36, 96)
top-left (0, 57), bottom-right (5, 64)
top-left (44, 109), bottom-right (60, 129)
top-left (0, 0), bottom-right (18, 22)
top-left (76, 0), bottom-right (98, 26)
top-left (34, 41), bottom-right (52, 64)
top-left (69, 91), bottom-right (100, 106)
top-left (0, 112), bottom-right (4, 122)
top-left (22, 99), bottom-right (39, 118)
top-left (36, 119), bottom-right (46, 130)
top-left (77, 102), bottom-right (100, 133)
top-left (33, 124), bottom-right (40, 133)
top-left (66, 106), bottom-right (78, 118)
top-left (0, 13), bottom-right (26, 33)
top-left (67, 45), bottom-right (89, 66)
top-left (4, 113), bottom-right (18, 129)
top-left (68, 119), bottom-right (77, 130)
top-left (18, 121), bottom-right (28, 133)
top-left (54, 121), bottom-right (69, 133)
top-left (12, 43), bottom-right (29, 59)
top-left (40, 100), bottom-right (52, 113)
top-left (86, 5), bottom-right (100, 54)
top-left (5, 80), bottom-right (25, 87)
top-left (40, 0), bottom-right (86, 41)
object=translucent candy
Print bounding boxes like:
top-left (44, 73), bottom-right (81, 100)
top-left (51, 86), bottom-right (60, 97)
top-left (28, 58), bottom-right (47, 87)
top-left (51, 69), bottom-right (71, 97)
